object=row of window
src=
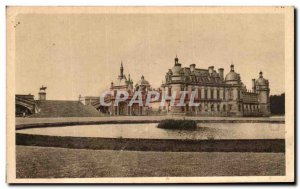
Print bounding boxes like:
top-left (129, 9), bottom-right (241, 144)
top-left (182, 104), bottom-right (231, 112)
top-left (181, 104), bottom-right (260, 112)
top-left (242, 95), bottom-right (257, 103)
top-left (169, 87), bottom-right (241, 100)
top-left (243, 104), bottom-right (260, 111)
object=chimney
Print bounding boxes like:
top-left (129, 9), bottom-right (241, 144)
top-left (208, 66), bottom-right (214, 75)
top-left (190, 64), bottom-right (196, 72)
top-left (218, 68), bottom-right (224, 80)
top-left (252, 79), bottom-right (256, 92)
top-left (38, 85), bottom-right (47, 100)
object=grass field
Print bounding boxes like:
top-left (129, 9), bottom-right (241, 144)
top-left (16, 146), bottom-right (285, 178)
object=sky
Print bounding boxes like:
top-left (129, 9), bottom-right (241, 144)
top-left (15, 13), bottom-right (285, 100)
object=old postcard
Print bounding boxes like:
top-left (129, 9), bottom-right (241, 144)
top-left (6, 6), bottom-right (294, 183)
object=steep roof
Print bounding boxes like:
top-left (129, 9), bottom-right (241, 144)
top-left (31, 100), bottom-right (101, 117)
top-left (167, 66), bottom-right (223, 84)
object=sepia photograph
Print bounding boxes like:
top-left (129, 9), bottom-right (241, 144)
top-left (6, 6), bottom-right (294, 183)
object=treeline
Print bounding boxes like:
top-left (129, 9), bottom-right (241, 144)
top-left (270, 93), bottom-right (285, 115)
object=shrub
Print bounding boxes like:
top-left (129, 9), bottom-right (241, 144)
top-left (157, 119), bottom-right (197, 130)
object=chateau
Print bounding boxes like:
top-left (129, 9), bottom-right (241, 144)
top-left (91, 56), bottom-right (270, 117)
top-left (161, 56), bottom-right (271, 117)
top-left (16, 56), bottom-right (271, 117)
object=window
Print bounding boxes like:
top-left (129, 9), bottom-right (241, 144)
top-left (228, 89), bottom-right (233, 100)
top-left (211, 89), bottom-right (214, 99)
top-left (217, 104), bottom-right (220, 111)
top-left (204, 89), bottom-right (208, 99)
top-left (168, 87), bottom-right (172, 96)
top-left (223, 105), bottom-right (226, 111)
top-left (180, 86), bottom-right (185, 91)
top-left (217, 89), bottom-right (220, 99)
top-left (198, 89), bottom-right (201, 99)
top-left (211, 104), bottom-right (214, 111)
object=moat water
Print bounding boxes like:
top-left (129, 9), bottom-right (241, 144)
top-left (17, 123), bottom-right (285, 140)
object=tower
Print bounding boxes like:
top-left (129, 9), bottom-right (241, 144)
top-left (224, 64), bottom-right (242, 116)
top-left (127, 74), bottom-right (133, 90)
top-left (255, 71), bottom-right (270, 116)
top-left (252, 79), bottom-right (256, 92)
top-left (120, 61), bottom-right (124, 77)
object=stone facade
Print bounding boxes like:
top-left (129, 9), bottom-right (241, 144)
top-left (90, 56), bottom-right (271, 117)
top-left (161, 56), bottom-right (270, 117)
top-left (105, 62), bottom-right (157, 116)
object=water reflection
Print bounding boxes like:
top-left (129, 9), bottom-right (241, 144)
top-left (17, 122), bottom-right (285, 140)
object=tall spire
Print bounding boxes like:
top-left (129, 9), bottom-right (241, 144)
top-left (120, 61), bottom-right (124, 77)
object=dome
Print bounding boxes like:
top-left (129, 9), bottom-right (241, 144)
top-left (225, 72), bottom-right (239, 81)
top-left (225, 64), bottom-right (239, 82)
top-left (172, 65), bottom-right (181, 76)
top-left (256, 78), bottom-right (267, 85)
top-left (256, 71), bottom-right (268, 85)
top-left (135, 75), bottom-right (150, 87)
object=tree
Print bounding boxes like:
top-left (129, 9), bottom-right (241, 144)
top-left (270, 93), bottom-right (285, 115)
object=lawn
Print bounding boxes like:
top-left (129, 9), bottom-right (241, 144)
top-left (16, 146), bottom-right (285, 178)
